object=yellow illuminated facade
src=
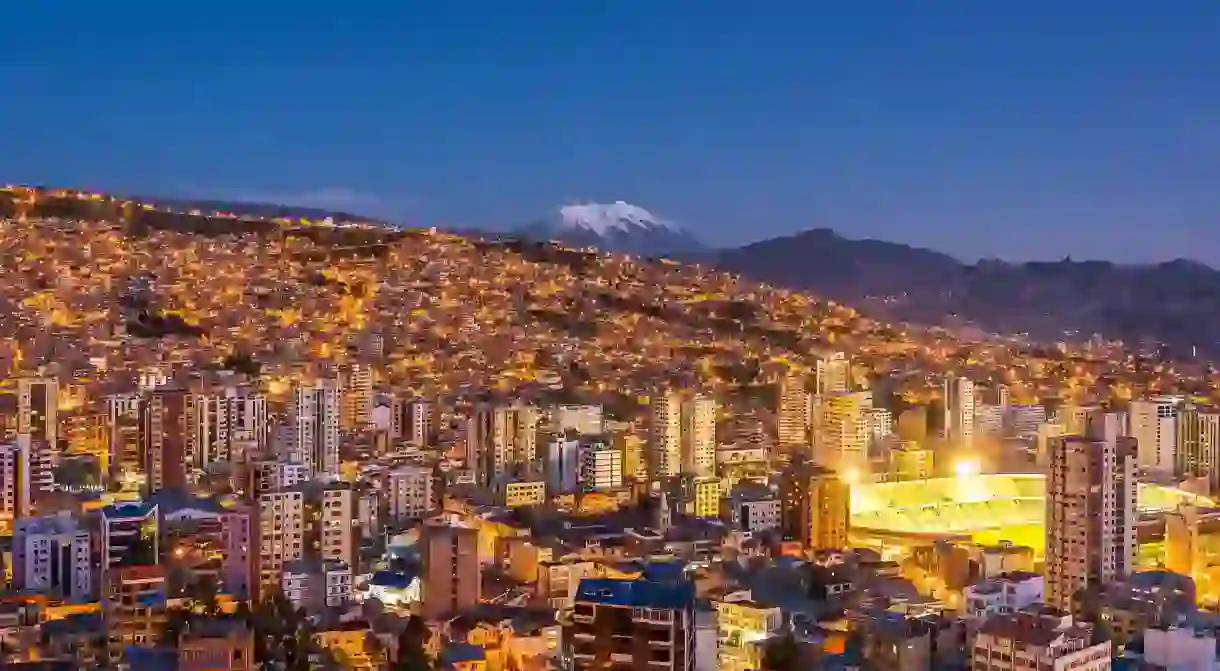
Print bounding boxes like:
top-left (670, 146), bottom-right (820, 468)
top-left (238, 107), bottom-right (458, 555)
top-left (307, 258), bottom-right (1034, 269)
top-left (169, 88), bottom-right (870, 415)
top-left (888, 442), bottom-right (933, 481)
top-left (504, 481), bottom-right (547, 508)
top-left (689, 476), bottom-right (721, 519)
top-left (715, 591), bottom-right (783, 671)
top-left (1166, 505), bottom-right (1220, 607)
top-left (314, 628), bottom-right (381, 670)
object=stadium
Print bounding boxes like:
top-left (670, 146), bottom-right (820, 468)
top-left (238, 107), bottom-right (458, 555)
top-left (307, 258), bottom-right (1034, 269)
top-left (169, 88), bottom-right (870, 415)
top-left (849, 472), bottom-right (1213, 559)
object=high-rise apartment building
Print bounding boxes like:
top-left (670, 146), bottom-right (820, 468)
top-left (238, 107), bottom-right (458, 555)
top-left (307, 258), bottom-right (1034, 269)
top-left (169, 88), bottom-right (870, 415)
top-left (467, 404), bottom-right (539, 486)
top-left (681, 394), bottom-right (716, 477)
top-left (1006, 404), bottom-right (1049, 439)
top-left (1130, 396), bottom-right (1181, 473)
top-left (616, 433), bottom-right (648, 482)
top-left (106, 394), bottom-right (143, 480)
top-left (249, 459), bottom-right (311, 500)
top-left (809, 469), bottom-right (850, 551)
top-left (546, 435), bottom-right (581, 494)
top-left (1177, 405), bottom-right (1220, 488)
top-left (864, 407), bottom-right (893, 444)
top-left (815, 353), bottom-right (850, 396)
top-left (821, 392), bottom-right (871, 470)
top-left (1045, 414), bottom-right (1137, 611)
top-left (776, 372), bottom-right (810, 448)
top-left (580, 438), bottom-right (623, 491)
top-left (992, 383), bottom-right (1011, 411)
top-left (943, 376), bottom-right (975, 448)
top-left (289, 379), bottom-right (341, 477)
top-left (649, 391), bottom-right (682, 479)
top-left (183, 392), bottom-right (216, 468)
top-left (780, 464), bottom-right (850, 551)
top-left (257, 489), bottom-right (306, 589)
top-left (387, 465), bottom-right (434, 521)
top-left (184, 389), bottom-right (268, 469)
top-left (66, 412), bottom-right (109, 472)
top-left (340, 363), bottom-right (373, 431)
top-left (1035, 421), bottom-right (1068, 467)
top-left (319, 484), bottom-right (357, 568)
top-left (142, 388), bottom-right (188, 493)
top-left (17, 376), bottom-right (58, 451)
top-left (391, 397), bottom-right (433, 447)
top-left (567, 571), bottom-right (696, 671)
top-left (12, 512), bottom-right (92, 602)
top-left (220, 507), bottom-right (254, 600)
top-left (974, 404), bottom-right (1005, 439)
top-left (0, 435), bottom-right (54, 520)
top-left (420, 515), bottom-right (480, 620)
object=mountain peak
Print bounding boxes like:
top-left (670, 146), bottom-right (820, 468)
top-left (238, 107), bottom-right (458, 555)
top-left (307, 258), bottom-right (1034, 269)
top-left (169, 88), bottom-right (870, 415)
top-left (517, 201), bottom-right (703, 256)
top-left (555, 201), bottom-right (680, 236)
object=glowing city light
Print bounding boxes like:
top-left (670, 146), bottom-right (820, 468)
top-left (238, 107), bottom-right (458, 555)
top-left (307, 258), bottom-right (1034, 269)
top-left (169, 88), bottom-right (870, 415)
top-left (954, 459), bottom-right (980, 478)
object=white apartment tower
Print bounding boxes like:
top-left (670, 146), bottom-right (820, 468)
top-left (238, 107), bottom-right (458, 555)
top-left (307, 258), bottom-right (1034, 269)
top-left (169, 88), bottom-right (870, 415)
top-left (1130, 396), bottom-right (1181, 473)
top-left (289, 379), bottom-right (341, 477)
top-left (580, 439), bottom-right (623, 491)
top-left (1045, 413), bottom-right (1136, 611)
top-left (944, 376), bottom-right (976, 448)
top-left (13, 513), bottom-right (92, 602)
top-left (681, 394), bottom-right (717, 477)
top-left (649, 391), bottom-right (683, 479)
top-left (184, 389), bottom-right (267, 468)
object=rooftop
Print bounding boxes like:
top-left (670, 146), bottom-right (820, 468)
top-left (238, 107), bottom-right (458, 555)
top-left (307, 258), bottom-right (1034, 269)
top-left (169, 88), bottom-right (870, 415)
top-left (576, 576), bottom-right (695, 610)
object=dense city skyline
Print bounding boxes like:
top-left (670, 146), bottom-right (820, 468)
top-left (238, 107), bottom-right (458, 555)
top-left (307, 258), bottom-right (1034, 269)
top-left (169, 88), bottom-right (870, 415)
top-left (0, 185), bottom-right (1217, 668)
top-left (5, 3), bottom-right (1220, 668)
top-left (4, 2), bottom-right (1220, 262)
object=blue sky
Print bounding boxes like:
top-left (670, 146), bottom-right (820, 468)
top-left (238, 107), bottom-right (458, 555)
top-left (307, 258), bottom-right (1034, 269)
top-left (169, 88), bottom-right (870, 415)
top-left (2, 1), bottom-right (1219, 262)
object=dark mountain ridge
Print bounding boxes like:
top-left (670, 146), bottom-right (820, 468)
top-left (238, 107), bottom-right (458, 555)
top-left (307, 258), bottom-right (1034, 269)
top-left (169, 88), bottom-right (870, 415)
top-left (713, 227), bottom-right (1220, 356)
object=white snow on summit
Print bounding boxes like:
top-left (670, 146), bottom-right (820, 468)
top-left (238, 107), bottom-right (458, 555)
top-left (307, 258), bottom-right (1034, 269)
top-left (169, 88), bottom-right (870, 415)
top-left (556, 201), bottom-right (680, 236)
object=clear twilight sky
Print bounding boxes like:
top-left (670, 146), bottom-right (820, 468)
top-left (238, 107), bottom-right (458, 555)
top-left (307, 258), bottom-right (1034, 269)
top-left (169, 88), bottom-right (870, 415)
top-left (2, 2), bottom-right (1218, 263)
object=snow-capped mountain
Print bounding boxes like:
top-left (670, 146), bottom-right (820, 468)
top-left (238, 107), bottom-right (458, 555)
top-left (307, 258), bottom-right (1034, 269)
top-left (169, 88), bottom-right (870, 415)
top-left (517, 201), bottom-right (705, 256)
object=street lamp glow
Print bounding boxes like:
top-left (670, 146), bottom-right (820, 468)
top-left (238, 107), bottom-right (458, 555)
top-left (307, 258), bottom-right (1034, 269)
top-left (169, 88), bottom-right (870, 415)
top-left (954, 459), bottom-right (980, 478)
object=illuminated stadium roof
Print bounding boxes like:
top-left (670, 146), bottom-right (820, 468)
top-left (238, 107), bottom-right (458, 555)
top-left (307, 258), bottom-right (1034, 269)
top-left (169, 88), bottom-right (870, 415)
top-left (850, 473), bottom-right (1213, 537)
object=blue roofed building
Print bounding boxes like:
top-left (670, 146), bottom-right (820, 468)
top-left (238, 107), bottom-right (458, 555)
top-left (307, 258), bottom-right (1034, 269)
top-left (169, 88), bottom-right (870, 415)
top-left (566, 568), bottom-right (696, 671)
